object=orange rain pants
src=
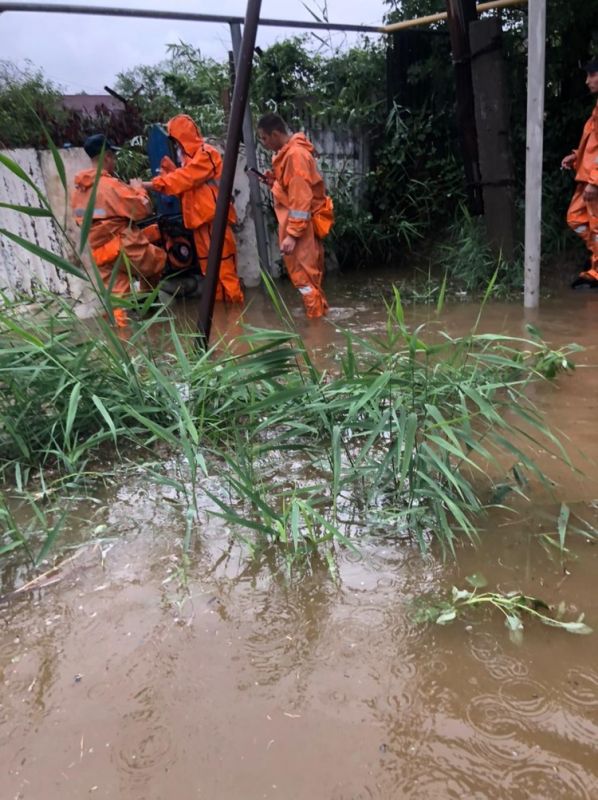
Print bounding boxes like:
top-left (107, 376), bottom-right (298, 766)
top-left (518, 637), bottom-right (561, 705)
top-left (274, 205), bottom-right (327, 318)
top-left (567, 184), bottom-right (598, 279)
top-left (151, 114), bottom-right (244, 305)
top-left (271, 132), bottom-right (332, 318)
top-left (193, 223), bottom-right (240, 303)
top-left (566, 102), bottom-right (598, 280)
top-left (94, 229), bottom-right (165, 327)
top-left (72, 167), bottom-right (166, 327)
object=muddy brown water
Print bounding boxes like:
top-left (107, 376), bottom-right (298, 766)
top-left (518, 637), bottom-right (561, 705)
top-left (2, 273), bottom-right (598, 799)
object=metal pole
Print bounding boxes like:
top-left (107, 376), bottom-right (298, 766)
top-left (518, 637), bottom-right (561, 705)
top-left (523, 0), bottom-right (546, 309)
top-left (445, 0), bottom-right (484, 215)
top-left (0, 2), bottom-right (380, 31)
top-left (230, 21), bottom-right (272, 277)
top-left (197, 0), bottom-right (262, 349)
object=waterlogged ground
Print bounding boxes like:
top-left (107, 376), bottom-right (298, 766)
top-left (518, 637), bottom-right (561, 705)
top-left (2, 272), bottom-right (598, 799)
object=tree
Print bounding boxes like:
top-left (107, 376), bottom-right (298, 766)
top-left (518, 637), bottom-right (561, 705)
top-left (115, 43), bottom-right (229, 135)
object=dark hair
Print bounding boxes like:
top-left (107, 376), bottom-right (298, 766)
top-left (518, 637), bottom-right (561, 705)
top-left (257, 113), bottom-right (287, 135)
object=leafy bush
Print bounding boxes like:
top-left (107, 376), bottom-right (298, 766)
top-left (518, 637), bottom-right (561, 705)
top-left (0, 61), bottom-right (67, 149)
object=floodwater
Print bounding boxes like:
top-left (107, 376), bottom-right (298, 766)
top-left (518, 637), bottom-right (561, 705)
top-left (2, 272), bottom-right (598, 799)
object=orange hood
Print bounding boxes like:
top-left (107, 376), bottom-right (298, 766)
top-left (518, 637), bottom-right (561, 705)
top-left (277, 132), bottom-right (316, 159)
top-left (167, 114), bottom-right (204, 157)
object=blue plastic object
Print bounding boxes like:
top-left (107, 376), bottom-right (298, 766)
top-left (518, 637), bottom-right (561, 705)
top-left (147, 124), bottom-right (181, 217)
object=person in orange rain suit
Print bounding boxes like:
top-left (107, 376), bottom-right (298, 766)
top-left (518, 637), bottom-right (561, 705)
top-left (563, 60), bottom-right (598, 289)
top-left (143, 114), bottom-right (244, 304)
top-left (71, 134), bottom-right (166, 328)
top-left (257, 113), bottom-right (334, 319)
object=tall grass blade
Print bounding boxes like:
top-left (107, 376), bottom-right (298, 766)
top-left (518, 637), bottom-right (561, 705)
top-left (0, 202), bottom-right (53, 217)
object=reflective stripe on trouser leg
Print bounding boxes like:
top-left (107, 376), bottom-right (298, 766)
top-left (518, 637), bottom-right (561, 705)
top-left (282, 224), bottom-right (328, 318)
top-left (567, 184), bottom-right (591, 249)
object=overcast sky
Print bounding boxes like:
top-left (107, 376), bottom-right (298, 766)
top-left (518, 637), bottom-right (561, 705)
top-left (0, 0), bottom-right (390, 93)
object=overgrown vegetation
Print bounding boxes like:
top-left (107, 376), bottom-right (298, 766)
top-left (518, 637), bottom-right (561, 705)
top-left (0, 61), bottom-right (67, 149)
top-left (439, 207), bottom-right (524, 297)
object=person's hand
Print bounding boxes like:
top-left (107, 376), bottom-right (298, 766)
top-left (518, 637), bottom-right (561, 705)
top-left (140, 180), bottom-right (154, 191)
top-left (129, 178), bottom-right (144, 189)
top-left (264, 169), bottom-right (275, 188)
top-left (280, 235), bottom-right (297, 255)
top-left (583, 183), bottom-right (598, 201)
top-left (561, 153), bottom-right (576, 170)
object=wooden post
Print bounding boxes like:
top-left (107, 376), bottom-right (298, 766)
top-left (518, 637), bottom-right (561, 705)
top-left (445, 0), bottom-right (484, 215)
top-left (470, 17), bottom-right (516, 259)
top-left (524, 0), bottom-right (546, 308)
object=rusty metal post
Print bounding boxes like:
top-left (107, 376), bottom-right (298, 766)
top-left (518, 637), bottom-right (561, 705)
top-left (196, 0), bottom-right (262, 348)
top-left (230, 21), bottom-right (272, 277)
top-left (445, 0), bottom-right (484, 215)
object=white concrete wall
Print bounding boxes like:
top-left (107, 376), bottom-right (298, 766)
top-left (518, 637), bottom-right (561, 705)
top-left (0, 148), bottom-right (96, 310)
top-left (0, 146), bottom-right (262, 314)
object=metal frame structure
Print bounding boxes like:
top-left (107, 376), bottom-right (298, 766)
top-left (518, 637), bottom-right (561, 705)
top-left (0, 3), bottom-right (381, 31)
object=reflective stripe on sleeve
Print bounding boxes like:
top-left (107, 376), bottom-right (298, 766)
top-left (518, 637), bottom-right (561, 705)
top-left (289, 209), bottom-right (311, 220)
top-left (575, 225), bottom-right (588, 233)
top-left (74, 207), bottom-right (107, 218)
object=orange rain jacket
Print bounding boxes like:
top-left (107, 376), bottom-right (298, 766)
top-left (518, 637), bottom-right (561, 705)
top-left (71, 168), bottom-right (161, 263)
top-left (567, 102), bottom-right (598, 281)
top-left (270, 133), bottom-right (332, 318)
top-left (271, 132), bottom-right (334, 240)
top-left (572, 102), bottom-right (598, 185)
top-left (150, 115), bottom-right (243, 304)
top-left (150, 114), bottom-right (236, 229)
top-left (71, 169), bottom-right (166, 326)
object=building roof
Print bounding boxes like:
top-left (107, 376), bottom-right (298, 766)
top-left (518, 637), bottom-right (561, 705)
top-left (61, 94), bottom-right (125, 115)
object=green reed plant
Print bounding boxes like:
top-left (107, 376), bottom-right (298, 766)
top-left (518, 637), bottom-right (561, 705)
top-left (0, 282), bottom-right (582, 565)
top-left (413, 575), bottom-right (592, 640)
top-left (440, 205), bottom-right (524, 298)
top-left (0, 145), bottom-right (584, 572)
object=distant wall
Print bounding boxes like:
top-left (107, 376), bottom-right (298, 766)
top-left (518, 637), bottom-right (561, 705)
top-left (0, 146), bottom-right (262, 315)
